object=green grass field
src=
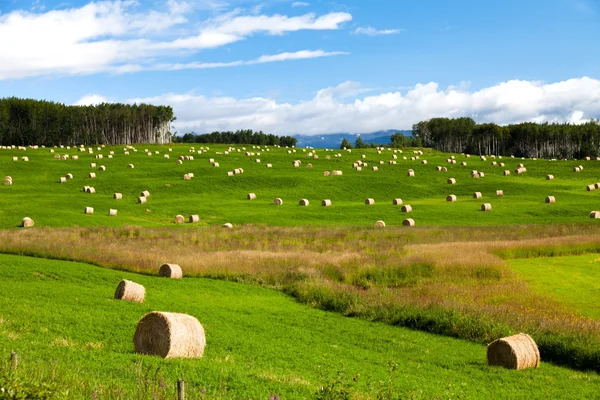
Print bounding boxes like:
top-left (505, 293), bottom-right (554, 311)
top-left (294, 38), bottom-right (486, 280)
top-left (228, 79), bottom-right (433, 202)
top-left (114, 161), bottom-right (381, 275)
top-left (1, 253), bottom-right (599, 399)
top-left (1, 144), bottom-right (600, 228)
top-left (2, 144), bottom-right (600, 398)
top-left (511, 254), bottom-right (600, 319)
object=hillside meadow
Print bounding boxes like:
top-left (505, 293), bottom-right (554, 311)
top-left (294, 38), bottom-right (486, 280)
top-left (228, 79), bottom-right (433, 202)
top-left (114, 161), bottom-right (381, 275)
top-left (1, 143), bottom-right (600, 398)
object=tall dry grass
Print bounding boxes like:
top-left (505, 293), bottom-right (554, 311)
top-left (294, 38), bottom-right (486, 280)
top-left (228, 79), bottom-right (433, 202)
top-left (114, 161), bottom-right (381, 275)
top-left (2, 224), bottom-right (600, 370)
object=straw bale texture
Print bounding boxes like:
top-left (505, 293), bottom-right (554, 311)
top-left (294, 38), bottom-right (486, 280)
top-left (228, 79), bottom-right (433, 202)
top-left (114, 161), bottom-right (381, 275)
top-left (487, 333), bottom-right (540, 370)
top-left (481, 203), bottom-right (492, 211)
top-left (375, 220), bottom-right (386, 228)
top-left (401, 205), bottom-right (412, 213)
top-left (133, 312), bottom-right (205, 358)
top-left (247, 193), bottom-right (257, 200)
top-left (393, 198), bottom-right (403, 205)
top-left (174, 215), bottom-right (185, 224)
top-left (473, 192), bottom-right (482, 199)
top-left (274, 198), bottom-right (283, 205)
top-left (402, 218), bottom-right (415, 226)
top-left (114, 280), bottom-right (145, 303)
top-left (159, 263), bottom-right (183, 279)
top-left (546, 196), bottom-right (556, 203)
top-left (446, 195), bottom-right (457, 202)
top-left (22, 217), bottom-right (34, 227)
top-left (299, 199), bottom-right (309, 206)
top-left (189, 215), bottom-right (200, 223)
top-left (365, 198), bottom-right (375, 205)
top-left (321, 199), bottom-right (332, 207)
top-left (114, 193), bottom-right (122, 200)
top-left (223, 223), bottom-right (233, 229)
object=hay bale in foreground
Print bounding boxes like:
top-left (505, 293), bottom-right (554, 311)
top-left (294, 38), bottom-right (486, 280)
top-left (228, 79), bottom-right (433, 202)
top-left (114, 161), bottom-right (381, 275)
top-left (159, 263), bottom-right (182, 279)
top-left (189, 215), bottom-right (200, 223)
top-left (133, 312), bottom-right (205, 359)
top-left (365, 198), bottom-right (375, 205)
top-left (114, 280), bottom-right (145, 303)
top-left (590, 211), bottom-right (600, 219)
top-left (446, 195), bottom-right (457, 202)
top-left (321, 199), bottom-right (332, 207)
top-left (393, 198), bottom-right (403, 205)
top-left (375, 220), bottom-right (386, 228)
top-left (402, 218), bottom-right (415, 227)
top-left (299, 199), bottom-right (309, 206)
top-left (487, 333), bottom-right (540, 370)
top-left (481, 203), bottom-right (492, 211)
top-left (401, 205), bottom-right (412, 213)
top-left (84, 207), bottom-right (94, 215)
top-left (274, 198), bottom-right (283, 205)
top-left (545, 196), bottom-right (556, 204)
top-left (22, 217), bottom-right (34, 227)
top-left (108, 209), bottom-right (117, 216)
top-left (174, 215), bottom-right (185, 224)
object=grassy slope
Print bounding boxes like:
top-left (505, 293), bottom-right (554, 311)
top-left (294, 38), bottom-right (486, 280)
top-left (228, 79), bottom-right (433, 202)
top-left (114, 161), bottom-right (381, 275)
top-left (1, 145), bottom-right (600, 228)
top-left (0, 254), bottom-right (598, 399)
top-left (510, 254), bottom-right (600, 319)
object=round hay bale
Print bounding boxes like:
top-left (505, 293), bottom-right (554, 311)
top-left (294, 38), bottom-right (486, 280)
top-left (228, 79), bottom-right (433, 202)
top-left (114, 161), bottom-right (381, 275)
top-left (407, 170), bottom-right (415, 177)
top-left (247, 193), bottom-right (257, 200)
top-left (88, 172), bottom-right (96, 178)
top-left (141, 191), bottom-right (150, 198)
top-left (504, 170), bottom-right (511, 176)
top-left (590, 211), bottom-right (600, 219)
top-left (176, 160), bottom-right (183, 165)
top-left (12, 157), bottom-right (17, 162)
top-left (90, 163), bottom-right (96, 168)
top-left (372, 166), bottom-right (379, 171)
top-left (21, 217), bottom-right (34, 227)
top-left (574, 167), bottom-right (581, 172)
top-left (496, 190), bottom-right (504, 197)
top-left (487, 333), bottom-right (540, 370)
top-left (66, 173), bottom-right (73, 179)
top-left (321, 199), bottom-right (332, 207)
top-left (446, 195), bottom-right (457, 202)
top-left (174, 215), bottom-right (185, 224)
top-left (108, 209), bottom-right (117, 216)
top-left (189, 215), bottom-right (200, 223)
top-left (595, 183), bottom-right (600, 189)
top-left (133, 312), bottom-right (205, 359)
top-left (481, 203), bottom-right (492, 211)
top-left (331, 170), bottom-right (343, 176)
top-left (212, 162), bottom-right (219, 167)
top-left (183, 174), bottom-right (191, 180)
top-left (87, 187), bottom-right (96, 194)
top-left (266, 164), bottom-right (272, 168)
top-left (546, 175), bottom-right (554, 180)
top-left (114, 193), bottom-right (123, 200)
top-left (4, 178), bottom-right (12, 185)
top-left (114, 279), bottom-right (145, 303)
top-left (274, 198), bottom-right (283, 205)
top-left (401, 205), bottom-right (412, 213)
top-left (587, 184), bottom-right (596, 191)
top-left (299, 199), bottom-right (310, 206)
top-left (393, 198), bottom-right (403, 205)
top-left (21, 156), bottom-right (29, 162)
top-left (227, 171), bottom-right (234, 176)
top-left (473, 192), bottom-right (482, 199)
top-left (127, 164), bottom-right (134, 169)
top-left (60, 177), bottom-right (67, 183)
top-left (159, 263), bottom-right (182, 279)
top-left (84, 207), bottom-right (94, 215)
top-left (375, 220), bottom-right (386, 228)
top-left (461, 162), bottom-right (467, 167)
top-left (421, 160), bottom-right (427, 164)
top-left (99, 166), bottom-right (106, 171)
top-left (223, 223), bottom-right (233, 229)
top-left (448, 178), bottom-right (456, 185)
top-left (479, 172), bottom-right (485, 178)
top-left (324, 171), bottom-right (331, 176)
top-left (545, 196), bottom-right (556, 203)
top-left (402, 218), bottom-right (415, 227)
top-left (138, 196), bottom-right (147, 204)
top-left (365, 198), bottom-right (375, 205)
top-left (306, 163), bottom-right (312, 168)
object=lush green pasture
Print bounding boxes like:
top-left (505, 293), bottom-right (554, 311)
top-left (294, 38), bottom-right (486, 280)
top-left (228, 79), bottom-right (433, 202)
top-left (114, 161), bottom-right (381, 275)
top-left (511, 254), bottom-right (600, 319)
top-left (0, 253), bottom-right (598, 399)
top-left (1, 144), bottom-right (600, 228)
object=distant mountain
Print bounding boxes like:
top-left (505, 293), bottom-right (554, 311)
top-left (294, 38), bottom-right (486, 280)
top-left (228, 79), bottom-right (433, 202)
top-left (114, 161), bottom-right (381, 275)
top-left (294, 130), bottom-right (411, 149)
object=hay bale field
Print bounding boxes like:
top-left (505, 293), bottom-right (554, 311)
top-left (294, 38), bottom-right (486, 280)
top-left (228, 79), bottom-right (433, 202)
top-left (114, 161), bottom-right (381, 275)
top-left (487, 333), bottom-right (540, 370)
top-left (133, 312), bottom-right (205, 358)
top-left (402, 218), bottom-right (415, 226)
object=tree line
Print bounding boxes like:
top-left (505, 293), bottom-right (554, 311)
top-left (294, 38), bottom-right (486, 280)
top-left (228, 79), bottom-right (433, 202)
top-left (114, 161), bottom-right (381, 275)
top-left (412, 117), bottom-right (600, 158)
top-left (0, 97), bottom-right (174, 146)
top-left (173, 129), bottom-right (297, 147)
top-left (340, 133), bottom-right (421, 149)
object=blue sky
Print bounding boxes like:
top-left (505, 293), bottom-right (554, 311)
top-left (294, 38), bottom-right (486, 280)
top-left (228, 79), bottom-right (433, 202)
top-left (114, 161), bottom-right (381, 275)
top-left (0, 0), bottom-right (598, 134)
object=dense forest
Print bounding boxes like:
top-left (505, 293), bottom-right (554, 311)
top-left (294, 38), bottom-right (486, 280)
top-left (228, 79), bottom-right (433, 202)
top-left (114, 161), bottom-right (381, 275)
top-left (174, 130), bottom-right (297, 147)
top-left (0, 97), bottom-right (174, 146)
top-left (412, 117), bottom-right (600, 158)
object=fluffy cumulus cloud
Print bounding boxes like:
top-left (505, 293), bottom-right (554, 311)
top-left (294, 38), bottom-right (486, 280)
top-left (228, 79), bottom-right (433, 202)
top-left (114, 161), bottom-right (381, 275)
top-left (0, 1), bottom-right (351, 80)
top-left (107, 77), bottom-right (600, 134)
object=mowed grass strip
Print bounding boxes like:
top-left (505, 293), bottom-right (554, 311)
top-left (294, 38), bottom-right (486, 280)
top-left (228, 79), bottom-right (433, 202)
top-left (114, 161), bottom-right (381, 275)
top-left (510, 254), bottom-right (600, 319)
top-left (0, 254), bottom-right (599, 399)
top-left (1, 145), bottom-right (600, 228)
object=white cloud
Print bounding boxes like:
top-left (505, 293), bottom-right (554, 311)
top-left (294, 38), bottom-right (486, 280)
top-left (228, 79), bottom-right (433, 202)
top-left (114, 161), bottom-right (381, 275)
top-left (354, 26), bottom-right (402, 36)
top-left (0, 1), bottom-right (352, 80)
top-left (292, 2), bottom-right (310, 7)
top-left (74, 94), bottom-right (111, 106)
top-left (108, 77), bottom-right (600, 134)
